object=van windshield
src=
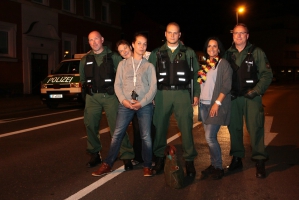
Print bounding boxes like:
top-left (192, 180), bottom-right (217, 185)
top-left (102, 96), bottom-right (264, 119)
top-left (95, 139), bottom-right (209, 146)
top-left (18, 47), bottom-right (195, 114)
top-left (54, 60), bottom-right (80, 74)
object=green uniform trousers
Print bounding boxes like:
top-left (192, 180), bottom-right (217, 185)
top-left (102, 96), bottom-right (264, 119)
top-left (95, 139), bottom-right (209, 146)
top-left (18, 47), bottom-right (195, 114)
top-left (84, 93), bottom-right (134, 159)
top-left (153, 90), bottom-right (198, 161)
top-left (228, 96), bottom-right (268, 160)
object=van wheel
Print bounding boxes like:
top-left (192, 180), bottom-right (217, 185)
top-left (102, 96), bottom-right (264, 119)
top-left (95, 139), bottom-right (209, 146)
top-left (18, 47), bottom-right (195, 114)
top-left (47, 102), bottom-right (59, 109)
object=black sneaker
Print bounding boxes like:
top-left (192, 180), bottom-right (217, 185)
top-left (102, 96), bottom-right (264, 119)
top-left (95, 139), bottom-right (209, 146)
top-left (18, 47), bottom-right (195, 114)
top-left (86, 152), bottom-right (102, 168)
top-left (186, 161), bottom-right (196, 177)
top-left (212, 168), bottom-right (224, 180)
top-left (152, 157), bottom-right (165, 174)
top-left (201, 165), bottom-right (216, 175)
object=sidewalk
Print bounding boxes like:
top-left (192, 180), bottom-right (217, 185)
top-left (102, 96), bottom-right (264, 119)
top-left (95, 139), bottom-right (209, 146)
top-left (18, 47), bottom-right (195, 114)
top-left (0, 94), bottom-right (45, 114)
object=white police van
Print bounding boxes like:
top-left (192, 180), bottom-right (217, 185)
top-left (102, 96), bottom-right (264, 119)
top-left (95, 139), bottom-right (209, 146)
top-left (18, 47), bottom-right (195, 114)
top-left (40, 54), bottom-right (85, 108)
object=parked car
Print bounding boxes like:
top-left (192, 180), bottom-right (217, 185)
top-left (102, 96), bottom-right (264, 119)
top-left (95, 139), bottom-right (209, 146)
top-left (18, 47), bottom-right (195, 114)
top-left (40, 54), bottom-right (85, 108)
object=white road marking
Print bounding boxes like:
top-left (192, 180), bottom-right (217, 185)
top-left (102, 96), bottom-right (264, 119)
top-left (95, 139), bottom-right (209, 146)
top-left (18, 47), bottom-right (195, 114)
top-left (264, 116), bottom-right (278, 146)
top-left (0, 117), bottom-right (83, 138)
top-left (65, 168), bottom-right (125, 200)
top-left (66, 121), bottom-right (202, 200)
top-left (0, 109), bottom-right (80, 124)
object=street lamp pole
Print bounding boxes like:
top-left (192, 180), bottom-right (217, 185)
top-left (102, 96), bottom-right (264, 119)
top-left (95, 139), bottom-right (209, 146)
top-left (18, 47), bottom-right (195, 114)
top-left (236, 7), bottom-right (244, 24)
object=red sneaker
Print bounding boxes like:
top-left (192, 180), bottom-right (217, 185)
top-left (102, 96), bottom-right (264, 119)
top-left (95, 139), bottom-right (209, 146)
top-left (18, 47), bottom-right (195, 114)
top-left (143, 167), bottom-right (153, 177)
top-left (92, 163), bottom-right (112, 177)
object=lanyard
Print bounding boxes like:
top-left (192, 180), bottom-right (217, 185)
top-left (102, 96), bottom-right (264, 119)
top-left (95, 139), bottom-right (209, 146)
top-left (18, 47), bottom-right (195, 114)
top-left (132, 57), bottom-right (142, 87)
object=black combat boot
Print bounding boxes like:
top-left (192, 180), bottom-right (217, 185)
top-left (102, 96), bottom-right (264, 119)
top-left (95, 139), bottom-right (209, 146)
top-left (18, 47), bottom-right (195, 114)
top-left (227, 156), bottom-right (243, 171)
top-left (186, 161), bottom-right (196, 177)
top-left (86, 152), bottom-right (102, 168)
top-left (123, 159), bottom-right (133, 171)
top-left (152, 157), bottom-right (165, 174)
top-left (255, 160), bottom-right (266, 178)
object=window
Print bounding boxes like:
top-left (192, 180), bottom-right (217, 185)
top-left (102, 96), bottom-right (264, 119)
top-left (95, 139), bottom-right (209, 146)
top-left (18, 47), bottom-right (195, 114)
top-left (102, 2), bottom-right (110, 23)
top-left (63, 0), bottom-right (76, 13)
top-left (62, 33), bottom-right (77, 59)
top-left (32, 0), bottom-right (49, 6)
top-left (0, 31), bottom-right (8, 54)
top-left (0, 21), bottom-right (16, 58)
top-left (84, 0), bottom-right (94, 18)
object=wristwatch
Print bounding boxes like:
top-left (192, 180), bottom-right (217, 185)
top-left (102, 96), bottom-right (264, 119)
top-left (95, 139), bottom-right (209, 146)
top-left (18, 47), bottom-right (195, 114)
top-left (215, 100), bottom-right (222, 106)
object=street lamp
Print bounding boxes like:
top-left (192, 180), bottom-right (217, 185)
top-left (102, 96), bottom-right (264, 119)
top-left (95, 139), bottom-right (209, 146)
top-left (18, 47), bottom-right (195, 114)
top-left (236, 7), bottom-right (244, 24)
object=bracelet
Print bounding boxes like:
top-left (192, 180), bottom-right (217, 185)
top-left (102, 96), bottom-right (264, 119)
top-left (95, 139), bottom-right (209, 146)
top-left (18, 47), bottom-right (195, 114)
top-left (215, 100), bottom-right (222, 106)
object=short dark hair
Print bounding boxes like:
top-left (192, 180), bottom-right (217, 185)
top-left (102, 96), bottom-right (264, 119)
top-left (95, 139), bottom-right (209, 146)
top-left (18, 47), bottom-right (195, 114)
top-left (233, 23), bottom-right (249, 33)
top-left (132, 32), bottom-right (148, 43)
top-left (203, 37), bottom-right (225, 58)
top-left (116, 39), bottom-right (130, 51)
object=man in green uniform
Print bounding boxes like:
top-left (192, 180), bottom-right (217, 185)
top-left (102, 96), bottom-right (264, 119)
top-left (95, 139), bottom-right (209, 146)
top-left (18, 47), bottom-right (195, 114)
top-left (148, 22), bottom-right (199, 177)
top-left (79, 31), bottom-right (134, 169)
top-left (223, 23), bottom-right (273, 178)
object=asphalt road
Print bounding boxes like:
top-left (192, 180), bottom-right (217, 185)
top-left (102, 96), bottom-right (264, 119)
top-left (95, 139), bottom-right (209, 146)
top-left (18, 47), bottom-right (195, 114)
top-left (0, 82), bottom-right (298, 200)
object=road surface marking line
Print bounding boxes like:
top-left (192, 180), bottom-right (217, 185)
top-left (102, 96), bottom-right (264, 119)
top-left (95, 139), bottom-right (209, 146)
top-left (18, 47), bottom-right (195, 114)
top-left (264, 116), bottom-right (278, 146)
top-left (65, 168), bottom-right (125, 200)
top-left (0, 109), bottom-right (80, 124)
top-left (0, 117), bottom-right (83, 138)
top-left (67, 121), bottom-right (202, 200)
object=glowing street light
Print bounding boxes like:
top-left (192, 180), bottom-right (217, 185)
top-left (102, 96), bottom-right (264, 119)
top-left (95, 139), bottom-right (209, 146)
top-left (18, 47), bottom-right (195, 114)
top-left (236, 7), bottom-right (245, 24)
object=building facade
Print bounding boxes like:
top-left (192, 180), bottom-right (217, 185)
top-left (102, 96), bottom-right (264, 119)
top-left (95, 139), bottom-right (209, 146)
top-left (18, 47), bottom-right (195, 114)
top-left (0, 0), bottom-right (123, 95)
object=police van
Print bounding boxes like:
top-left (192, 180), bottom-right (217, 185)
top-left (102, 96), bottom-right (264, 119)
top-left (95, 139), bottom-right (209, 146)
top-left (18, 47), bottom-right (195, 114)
top-left (40, 54), bottom-right (85, 108)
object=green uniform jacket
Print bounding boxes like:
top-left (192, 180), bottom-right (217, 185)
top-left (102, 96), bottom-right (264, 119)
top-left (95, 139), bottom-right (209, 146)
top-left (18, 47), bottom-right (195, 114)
top-left (223, 42), bottom-right (273, 95)
top-left (79, 47), bottom-right (123, 84)
top-left (148, 42), bottom-right (200, 97)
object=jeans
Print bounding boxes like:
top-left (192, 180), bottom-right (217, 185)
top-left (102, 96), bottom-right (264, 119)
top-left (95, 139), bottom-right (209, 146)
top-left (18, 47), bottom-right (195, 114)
top-left (200, 103), bottom-right (222, 169)
top-left (105, 103), bottom-right (154, 168)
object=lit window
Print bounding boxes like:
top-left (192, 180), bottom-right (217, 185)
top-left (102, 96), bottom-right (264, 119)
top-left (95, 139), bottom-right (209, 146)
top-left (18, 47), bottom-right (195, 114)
top-left (62, 33), bottom-right (77, 59)
top-left (288, 70), bottom-right (292, 73)
top-left (63, 0), bottom-right (76, 13)
top-left (0, 21), bottom-right (16, 58)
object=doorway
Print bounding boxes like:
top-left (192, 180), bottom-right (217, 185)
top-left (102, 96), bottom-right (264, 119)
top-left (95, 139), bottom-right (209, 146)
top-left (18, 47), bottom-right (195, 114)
top-left (31, 53), bottom-right (48, 94)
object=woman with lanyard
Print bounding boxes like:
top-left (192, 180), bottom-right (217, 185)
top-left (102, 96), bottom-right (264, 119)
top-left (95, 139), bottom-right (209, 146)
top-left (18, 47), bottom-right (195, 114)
top-left (92, 33), bottom-right (157, 177)
top-left (198, 37), bottom-right (232, 180)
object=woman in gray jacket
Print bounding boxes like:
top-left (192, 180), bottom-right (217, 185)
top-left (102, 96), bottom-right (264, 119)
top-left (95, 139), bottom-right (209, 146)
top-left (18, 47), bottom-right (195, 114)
top-left (92, 33), bottom-right (157, 177)
top-left (198, 37), bottom-right (232, 179)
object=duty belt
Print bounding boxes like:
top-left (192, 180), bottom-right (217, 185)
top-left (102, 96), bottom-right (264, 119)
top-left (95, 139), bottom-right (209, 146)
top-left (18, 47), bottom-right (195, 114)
top-left (158, 84), bottom-right (188, 90)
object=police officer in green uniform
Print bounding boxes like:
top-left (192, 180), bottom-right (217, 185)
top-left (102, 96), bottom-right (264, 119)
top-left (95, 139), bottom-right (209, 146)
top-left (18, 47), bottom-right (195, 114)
top-left (79, 31), bottom-right (134, 168)
top-left (148, 22), bottom-right (199, 177)
top-left (223, 23), bottom-right (273, 178)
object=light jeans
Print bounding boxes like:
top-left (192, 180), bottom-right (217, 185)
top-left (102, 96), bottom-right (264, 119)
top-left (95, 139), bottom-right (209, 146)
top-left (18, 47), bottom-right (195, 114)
top-left (105, 103), bottom-right (153, 168)
top-left (200, 103), bottom-right (222, 169)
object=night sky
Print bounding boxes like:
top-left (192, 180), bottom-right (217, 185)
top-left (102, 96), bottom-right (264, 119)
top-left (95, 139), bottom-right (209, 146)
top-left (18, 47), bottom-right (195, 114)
top-left (121, 0), bottom-right (299, 51)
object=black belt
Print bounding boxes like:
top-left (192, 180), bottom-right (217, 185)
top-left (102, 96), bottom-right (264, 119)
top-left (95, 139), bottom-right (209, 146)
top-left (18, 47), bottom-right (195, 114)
top-left (158, 85), bottom-right (188, 90)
